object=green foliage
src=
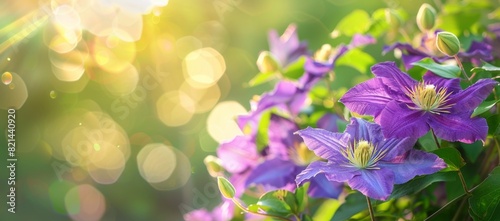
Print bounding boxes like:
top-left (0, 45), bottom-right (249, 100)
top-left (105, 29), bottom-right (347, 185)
top-left (472, 99), bottom-right (500, 118)
top-left (332, 10), bottom-right (371, 37)
top-left (336, 48), bottom-right (376, 74)
top-left (390, 172), bottom-right (456, 199)
top-left (331, 192), bottom-right (370, 221)
top-left (217, 177), bottom-right (236, 199)
top-left (412, 58), bottom-right (461, 79)
top-left (249, 71), bottom-right (277, 87)
top-left (469, 167), bottom-right (500, 221)
top-left (432, 148), bottom-right (466, 171)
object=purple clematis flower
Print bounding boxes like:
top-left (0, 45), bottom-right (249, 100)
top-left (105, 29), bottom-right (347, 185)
top-left (184, 200), bottom-right (234, 221)
top-left (295, 118), bottom-right (446, 200)
top-left (340, 62), bottom-right (498, 143)
top-left (300, 34), bottom-right (376, 89)
top-left (268, 23), bottom-right (309, 69)
top-left (245, 114), bottom-right (344, 199)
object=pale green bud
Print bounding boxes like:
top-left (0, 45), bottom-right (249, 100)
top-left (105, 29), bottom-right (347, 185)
top-left (436, 31), bottom-right (460, 56)
top-left (416, 3), bottom-right (437, 32)
top-left (385, 9), bottom-right (403, 28)
top-left (256, 51), bottom-right (279, 73)
top-left (203, 155), bottom-right (223, 177)
top-left (217, 176), bottom-right (236, 199)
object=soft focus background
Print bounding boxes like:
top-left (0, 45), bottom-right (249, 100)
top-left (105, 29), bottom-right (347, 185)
top-left (0, 0), bottom-right (441, 220)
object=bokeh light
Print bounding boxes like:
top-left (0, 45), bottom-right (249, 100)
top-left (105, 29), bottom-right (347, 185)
top-left (137, 143), bottom-right (191, 190)
top-left (206, 101), bottom-right (247, 143)
top-left (65, 184), bottom-right (106, 221)
top-left (0, 71), bottom-right (28, 109)
top-left (183, 47), bottom-right (226, 88)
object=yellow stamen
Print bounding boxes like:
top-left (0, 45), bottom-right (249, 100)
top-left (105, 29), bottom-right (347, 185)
top-left (405, 82), bottom-right (453, 114)
top-left (342, 140), bottom-right (387, 169)
top-left (314, 44), bottom-right (334, 62)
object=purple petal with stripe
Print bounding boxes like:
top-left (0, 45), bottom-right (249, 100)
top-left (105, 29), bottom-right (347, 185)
top-left (428, 112), bottom-right (489, 143)
top-left (378, 149), bottom-right (446, 184)
top-left (340, 78), bottom-right (406, 117)
top-left (347, 169), bottom-right (394, 201)
top-left (379, 101), bottom-right (430, 139)
top-left (294, 127), bottom-right (350, 162)
top-left (371, 61), bottom-right (417, 90)
top-left (449, 78), bottom-right (497, 113)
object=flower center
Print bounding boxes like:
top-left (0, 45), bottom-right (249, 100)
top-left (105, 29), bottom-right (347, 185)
top-left (343, 140), bottom-right (387, 169)
top-left (405, 82), bottom-right (453, 114)
top-left (289, 142), bottom-right (320, 166)
top-left (314, 44), bottom-right (334, 62)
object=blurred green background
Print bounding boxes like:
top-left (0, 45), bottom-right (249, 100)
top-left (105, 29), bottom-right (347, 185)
top-left (0, 0), bottom-right (441, 220)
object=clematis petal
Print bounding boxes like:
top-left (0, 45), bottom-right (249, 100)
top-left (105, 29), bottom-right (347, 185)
top-left (245, 158), bottom-right (297, 188)
top-left (317, 113), bottom-right (344, 133)
top-left (378, 136), bottom-right (417, 161)
top-left (428, 112), bottom-right (489, 143)
top-left (340, 78), bottom-right (406, 117)
top-left (371, 61), bottom-right (417, 89)
top-left (347, 169), bottom-right (394, 201)
top-left (379, 101), bottom-right (431, 139)
top-left (449, 79), bottom-right (498, 113)
top-left (217, 135), bottom-right (259, 173)
top-left (422, 72), bottom-right (462, 94)
top-left (296, 161), bottom-right (360, 185)
top-left (345, 117), bottom-right (384, 146)
top-left (378, 149), bottom-right (446, 184)
top-left (349, 34), bottom-right (376, 48)
top-left (307, 173), bottom-right (344, 199)
top-left (268, 114), bottom-right (300, 159)
top-left (295, 127), bottom-right (350, 161)
top-left (257, 80), bottom-right (306, 116)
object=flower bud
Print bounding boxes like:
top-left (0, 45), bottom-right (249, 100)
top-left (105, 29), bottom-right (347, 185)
top-left (385, 9), bottom-right (403, 29)
top-left (203, 155), bottom-right (223, 177)
top-left (256, 51), bottom-right (279, 73)
top-left (436, 31), bottom-right (460, 56)
top-left (217, 176), bottom-right (236, 199)
top-left (416, 3), bottom-right (437, 32)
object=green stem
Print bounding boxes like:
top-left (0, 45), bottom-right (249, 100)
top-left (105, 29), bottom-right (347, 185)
top-left (366, 196), bottom-right (376, 221)
top-left (457, 170), bottom-right (470, 196)
top-left (231, 198), bottom-right (293, 221)
top-left (431, 129), bottom-right (441, 149)
top-left (453, 55), bottom-right (471, 82)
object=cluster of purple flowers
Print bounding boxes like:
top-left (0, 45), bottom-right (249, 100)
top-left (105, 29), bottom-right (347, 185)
top-left (185, 19), bottom-right (498, 220)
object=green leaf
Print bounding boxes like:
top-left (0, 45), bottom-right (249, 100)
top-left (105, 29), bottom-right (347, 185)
top-left (469, 167), bottom-right (500, 221)
top-left (257, 190), bottom-right (296, 218)
top-left (412, 58), bottom-right (461, 79)
top-left (283, 57), bottom-right (306, 80)
top-left (332, 10), bottom-right (371, 37)
top-left (471, 62), bottom-right (500, 73)
top-left (432, 148), bottom-right (465, 171)
top-left (419, 130), bottom-right (440, 151)
top-left (425, 194), bottom-right (469, 221)
top-left (256, 111), bottom-right (271, 151)
top-left (472, 99), bottom-right (500, 117)
top-left (336, 48), bottom-right (376, 74)
top-left (217, 176), bottom-right (235, 199)
top-left (390, 172), bottom-right (456, 199)
top-left (331, 192), bottom-right (370, 221)
top-left (248, 71), bottom-right (277, 87)
top-left (460, 141), bottom-right (484, 163)
top-left (313, 199), bottom-right (340, 221)
top-left (295, 182), bottom-right (309, 213)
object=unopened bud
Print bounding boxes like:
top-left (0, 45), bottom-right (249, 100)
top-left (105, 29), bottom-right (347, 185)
top-left (217, 176), bottom-right (236, 199)
top-left (204, 155), bottom-right (223, 177)
top-left (314, 44), bottom-right (334, 62)
top-left (256, 51), bottom-right (279, 73)
top-left (416, 3), bottom-right (436, 32)
top-left (436, 32), bottom-right (460, 56)
top-left (385, 9), bottom-right (403, 28)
